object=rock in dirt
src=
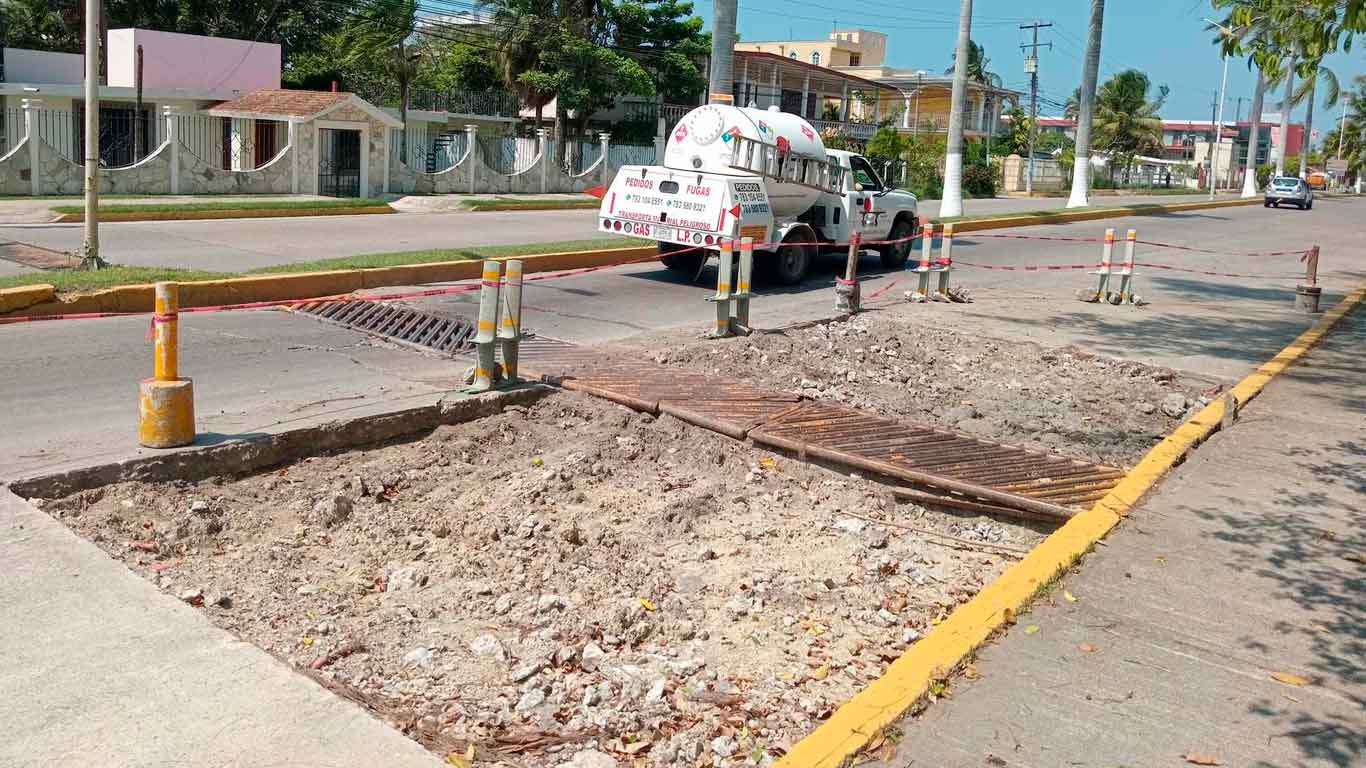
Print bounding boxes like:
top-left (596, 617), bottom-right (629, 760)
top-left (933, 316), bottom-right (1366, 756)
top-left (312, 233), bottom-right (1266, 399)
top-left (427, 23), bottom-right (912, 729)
top-left (189, 499), bottom-right (212, 515)
top-left (385, 565), bottom-right (422, 592)
top-left (1161, 393), bottom-right (1189, 419)
top-left (470, 634), bottom-right (506, 660)
top-left (511, 657), bottom-right (547, 682)
top-left (516, 687), bottom-right (548, 713)
top-left (580, 642), bottom-right (607, 672)
top-left (558, 750), bottom-right (618, 768)
top-left (711, 734), bottom-right (739, 757)
top-left (402, 647), bottom-right (435, 668)
top-left (310, 495), bottom-right (353, 528)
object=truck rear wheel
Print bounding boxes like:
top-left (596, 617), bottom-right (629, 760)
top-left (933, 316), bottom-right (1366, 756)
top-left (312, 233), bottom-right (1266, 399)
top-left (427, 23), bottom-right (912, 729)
top-left (659, 242), bottom-right (705, 274)
top-left (767, 241), bottom-right (810, 285)
top-left (879, 216), bottom-right (917, 269)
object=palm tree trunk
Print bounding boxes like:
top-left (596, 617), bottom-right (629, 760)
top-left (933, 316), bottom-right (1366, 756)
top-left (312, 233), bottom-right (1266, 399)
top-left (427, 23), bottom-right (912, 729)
top-left (938, 0), bottom-right (973, 218)
top-left (1276, 55), bottom-right (1295, 176)
top-left (1067, 0), bottom-right (1105, 208)
top-left (1299, 74), bottom-right (1316, 177)
top-left (1241, 69), bottom-right (1265, 197)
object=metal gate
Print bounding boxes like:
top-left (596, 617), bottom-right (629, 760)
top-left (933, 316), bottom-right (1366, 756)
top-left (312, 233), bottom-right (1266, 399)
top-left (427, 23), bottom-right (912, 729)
top-left (318, 128), bottom-right (361, 197)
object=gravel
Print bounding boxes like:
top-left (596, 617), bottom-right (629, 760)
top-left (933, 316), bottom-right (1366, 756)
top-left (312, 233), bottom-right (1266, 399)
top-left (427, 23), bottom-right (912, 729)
top-left (641, 314), bottom-right (1212, 467)
top-left (43, 392), bottom-right (1035, 767)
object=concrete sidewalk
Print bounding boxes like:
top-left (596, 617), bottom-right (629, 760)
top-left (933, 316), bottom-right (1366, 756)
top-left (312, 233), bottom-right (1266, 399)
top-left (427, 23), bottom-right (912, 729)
top-left (0, 488), bottom-right (443, 768)
top-left (875, 308), bottom-right (1364, 767)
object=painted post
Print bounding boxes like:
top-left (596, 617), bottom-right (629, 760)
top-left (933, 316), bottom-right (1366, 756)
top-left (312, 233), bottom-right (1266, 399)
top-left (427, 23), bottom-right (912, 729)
top-left (1295, 244), bottom-right (1322, 313)
top-left (22, 98), bottom-right (41, 196)
top-left (473, 260), bottom-right (502, 391)
top-left (710, 239), bottom-right (734, 338)
top-left (288, 120), bottom-right (299, 194)
top-left (911, 222), bottom-right (935, 300)
top-left (165, 106), bottom-right (180, 195)
top-left (138, 282), bottom-right (195, 448)
top-left (734, 236), bottom-right (755, 332)
top-left (499, 259), bottom-right (524, 381)
top-left (1114, 228), bottom-right (1136, 304)
top-left (536, 128), bottom-right (548, 194)
top-left (934, 223), bottom-right (955, 298)
top-left (465, 124), bottom-right (478, 196)
top-left (1081, 228), bottom-right (1115, 303)
top-left (599, 132), bottom-right (611, 188)
top-left (836, 232), bottom-right (862, 313)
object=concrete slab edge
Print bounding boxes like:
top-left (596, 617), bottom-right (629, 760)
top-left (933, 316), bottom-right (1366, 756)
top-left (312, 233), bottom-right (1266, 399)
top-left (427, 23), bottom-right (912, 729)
top-left (774, 284), bottom-right (1366, 768)
top-left (3, 246), bottom-right (656, 318)
top-left (0, 284), bottom-right (54, 313)
top-left (939, 196), bottom-right (1261, 232)
top-left (6, 385), bottom-right (551, 500)
top-left (51, 205), bottom-right (395, 223)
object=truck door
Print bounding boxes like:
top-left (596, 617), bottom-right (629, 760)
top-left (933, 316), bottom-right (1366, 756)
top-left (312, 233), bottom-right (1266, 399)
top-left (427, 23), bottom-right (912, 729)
top-left (845, 155), bottom-right (888, 242)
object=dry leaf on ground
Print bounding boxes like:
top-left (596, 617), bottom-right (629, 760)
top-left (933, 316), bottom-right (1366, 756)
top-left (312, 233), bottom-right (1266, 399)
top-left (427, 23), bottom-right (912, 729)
top-left (1024, 625), bottom-right (1040, 635)
top-left (1182, 751), bottom-right (1222, 765)
top-left (1063, 590), bottom-right (1078, 603)
top-left (1078, 642), bottom-right (1098, 653)
top-left (1271, 671), bottom-right (1310, 686)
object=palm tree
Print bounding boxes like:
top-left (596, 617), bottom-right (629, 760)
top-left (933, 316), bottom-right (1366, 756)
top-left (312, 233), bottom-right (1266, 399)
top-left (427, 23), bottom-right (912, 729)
top-left (946, 40), bottom-right (1002, 87)
top-left (1241, 71), bottom-right (1267, 195)
top-left (485, 0), bottom-right (559, 128)
top-left (938, 0), bottom-right (974, 218)
top-left (1067, 0), bottom-right (1105, 208)
top-left (337, 0), bottom-right (421, 155)
top-left (1091, 70), bottom-right (1167, 182)
top-left (1285, 62), bottom-right (1341, 175)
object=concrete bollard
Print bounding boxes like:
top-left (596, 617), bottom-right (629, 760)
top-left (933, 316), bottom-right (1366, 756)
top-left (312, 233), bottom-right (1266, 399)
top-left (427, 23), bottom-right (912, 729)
top-left (138, 282), bottom-right (195, 448)
top-left (733, 237), bottom-right (755, 333)
top-left (909, 223), bottom-right (935, 301)
top-left (933, 223), bottom-right (954, 300)
top-left (835, 232), bottom-right (862, 314)
top-left (473, 259), bottom-right (502, 391)
top-left (709, 240), bottom-right (734, 338)
top-left (1113, 228), bottom-right (1137, 304)
top-left (499, 259), bottom-right (524, 381)
top-left (1295, 244), bottom-right (1322, 313)
top-left (1079, 228), bottom-right (1115, 303)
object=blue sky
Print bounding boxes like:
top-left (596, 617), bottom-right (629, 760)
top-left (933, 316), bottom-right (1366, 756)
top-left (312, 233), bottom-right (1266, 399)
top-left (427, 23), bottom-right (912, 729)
top-left (698, 0), bottom-right (1364, 133)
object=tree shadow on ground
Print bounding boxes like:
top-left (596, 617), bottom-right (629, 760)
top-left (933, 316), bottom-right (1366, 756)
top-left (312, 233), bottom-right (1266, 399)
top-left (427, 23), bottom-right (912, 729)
top-left (1183, 315), bottom-right (1364, 766)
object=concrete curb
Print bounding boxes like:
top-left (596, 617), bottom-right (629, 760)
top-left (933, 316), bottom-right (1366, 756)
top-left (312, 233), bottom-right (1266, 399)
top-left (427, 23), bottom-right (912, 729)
top-left (935, 196), bottom-right (1262, 233)
top-left (2, 245), bottom-right (654, 318)
top-left (7, 385), bottom-right (552, 498)
top-left (51, 205), bottom-right (395, 223)
top-left (774, 284), bottom-right (1366, 768)
top-left (468, 201), bottom-right (598, 212)
top-left (0, 284), bottom-right (54, 313)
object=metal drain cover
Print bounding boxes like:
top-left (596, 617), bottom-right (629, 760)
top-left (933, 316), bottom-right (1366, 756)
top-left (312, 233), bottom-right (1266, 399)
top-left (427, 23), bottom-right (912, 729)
top-left (292, 300), bottom-right (476, 356)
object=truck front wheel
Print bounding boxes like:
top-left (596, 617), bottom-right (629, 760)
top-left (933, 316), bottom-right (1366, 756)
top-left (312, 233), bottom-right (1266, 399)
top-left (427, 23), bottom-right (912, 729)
top-left (879, 216), bottom-right (917, 269)
top-left (659, 242), bottom-right (705, 274)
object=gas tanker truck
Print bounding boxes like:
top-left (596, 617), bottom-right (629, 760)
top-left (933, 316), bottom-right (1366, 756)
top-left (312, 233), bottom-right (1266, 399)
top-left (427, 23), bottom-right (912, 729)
top-left (596, 103), bottom-right (920, 284)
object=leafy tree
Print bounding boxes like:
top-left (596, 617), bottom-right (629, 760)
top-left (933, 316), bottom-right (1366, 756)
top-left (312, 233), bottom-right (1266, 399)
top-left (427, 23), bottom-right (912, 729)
top-left (1003, 104), bottom-right (1030, 155)
top-left (0, 0), bottom-right (80, 51)
top-left (106, 0), bottom-right (345, 64)
top-left (609, 0), bottom-right (710, 103)
top-left (415, 38), bottom-right (499, 93)
top-left (517, 21), bottom-right (655, 135)
top-left (335, 0), bottom-right (421, 154)
top-left (865, 127), bottom-right (908, 163)
top-left (945, 39), bottom-right (1001, 87)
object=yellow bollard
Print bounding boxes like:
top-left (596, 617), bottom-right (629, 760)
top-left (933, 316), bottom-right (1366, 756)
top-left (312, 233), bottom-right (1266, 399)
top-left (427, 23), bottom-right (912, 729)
top-left (138, 282), bottom-right (195, 448)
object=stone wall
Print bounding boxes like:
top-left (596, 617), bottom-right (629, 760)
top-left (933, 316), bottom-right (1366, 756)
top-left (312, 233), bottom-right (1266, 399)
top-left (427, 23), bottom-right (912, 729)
top-left (0, 139), bottom-right (32, 196)
top-left (38, 137), bottom-right (175, 195)
top-left (1002, 153), bottom-right (1066, 193)
top-left (410, 139), bottom-right (616, 196)
top-left (179, 142), bottom-right (292, 195)
top-left (296, 103), bottom-right (392, 198)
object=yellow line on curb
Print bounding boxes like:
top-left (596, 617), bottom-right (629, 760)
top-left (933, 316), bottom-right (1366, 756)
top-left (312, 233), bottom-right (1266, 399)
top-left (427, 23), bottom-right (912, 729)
top-left (775, 284), bottom-right (1366, 768)
top-left (937, 197), bottom-right (1261, 233)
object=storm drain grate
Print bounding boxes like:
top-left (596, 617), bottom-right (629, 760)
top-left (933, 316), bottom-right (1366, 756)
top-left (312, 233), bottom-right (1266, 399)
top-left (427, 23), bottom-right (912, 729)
top-left (292, 300), bottom-right (477, 356)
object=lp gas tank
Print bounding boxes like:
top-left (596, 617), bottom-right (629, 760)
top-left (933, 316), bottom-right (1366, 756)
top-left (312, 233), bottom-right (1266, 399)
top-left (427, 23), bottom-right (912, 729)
top-left (663, 104), bottom-right (826, 219)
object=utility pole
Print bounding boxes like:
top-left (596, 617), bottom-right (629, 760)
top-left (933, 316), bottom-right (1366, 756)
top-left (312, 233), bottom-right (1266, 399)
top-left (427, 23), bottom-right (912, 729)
top-left (133, 44), bottom-right (144, 160)
top-left (1019, 21), bottom-right (1052, 195)
top-left (81, 0), bottom-right (101, 269)
top-left (708, 0), bottom-right (738, 104)
top-left (1211, 52), bottom-right (1229, 200)
top-left (1206, 90), bottom-right (1218, 193)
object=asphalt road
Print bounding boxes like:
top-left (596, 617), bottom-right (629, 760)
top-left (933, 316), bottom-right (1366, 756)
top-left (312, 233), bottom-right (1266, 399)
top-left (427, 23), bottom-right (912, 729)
top-left (0, 192), bottom-right (1234, 273)
top-left (3, 197), bottom-right (1361, 482)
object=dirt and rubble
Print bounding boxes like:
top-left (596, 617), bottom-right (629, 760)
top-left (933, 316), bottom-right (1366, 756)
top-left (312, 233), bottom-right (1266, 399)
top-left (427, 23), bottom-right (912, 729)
top-left (639, 313), bottom-right (1214, 467)
top-left (40, 392), bottom-right (1036, 767)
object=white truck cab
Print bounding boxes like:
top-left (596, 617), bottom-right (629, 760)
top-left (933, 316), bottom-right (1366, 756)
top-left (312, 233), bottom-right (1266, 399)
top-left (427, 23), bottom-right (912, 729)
top-left (596, 104), bottom-right (919, 284)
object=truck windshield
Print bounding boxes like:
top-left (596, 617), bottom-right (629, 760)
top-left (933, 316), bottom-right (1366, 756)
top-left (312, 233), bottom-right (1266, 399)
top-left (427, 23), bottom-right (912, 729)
top-left (849, 156), bottom-right (883, 192)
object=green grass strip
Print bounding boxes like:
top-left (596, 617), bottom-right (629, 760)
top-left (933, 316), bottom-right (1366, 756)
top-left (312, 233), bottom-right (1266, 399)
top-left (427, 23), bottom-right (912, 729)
top-left (50, 198), bottom-right (389, 214)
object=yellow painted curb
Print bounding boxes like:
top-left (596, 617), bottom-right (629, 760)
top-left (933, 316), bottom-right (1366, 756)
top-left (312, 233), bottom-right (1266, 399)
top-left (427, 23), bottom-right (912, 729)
top-left (5, 245), bottom-right (655, 318)
top-left (52, 206), bottom-right (395, 223)
top-left (775, 284), bottom-right (1366, 768)
top-left (0, 284), bottom-right (55, 314)
top-left (937, 197), bottom-right (1261, 233)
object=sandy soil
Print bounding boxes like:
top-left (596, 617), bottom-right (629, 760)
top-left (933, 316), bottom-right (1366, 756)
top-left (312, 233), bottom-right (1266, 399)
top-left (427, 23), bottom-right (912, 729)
top-left (43, 392), bottom-right (1035, 767)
